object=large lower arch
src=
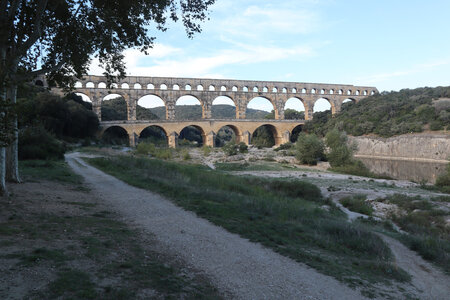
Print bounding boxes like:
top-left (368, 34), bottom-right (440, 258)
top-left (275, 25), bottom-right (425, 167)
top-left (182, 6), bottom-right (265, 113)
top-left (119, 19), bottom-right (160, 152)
top-left (179, 125), bottom-right (205, 147)
top-left (137, 95), bottom-right (166, 120)
top-left (290, 125), bottom-right (303, 143)
top-left (215, 125), bottom-right (240, 147)
top-left (246, 97), bottom-right (276, 119)
top-left (138, 125), bottom-right (168, 146)
top-left (251, 124), bottom-right (278, 148)
top-left (175, 95), bottom-right (202, 120)
top-left (212, 96), bottom-right (236, 119)
top-left (101, 126), bottom-right (129, 146)
top-left (284, 97), bottom-right (306, 119)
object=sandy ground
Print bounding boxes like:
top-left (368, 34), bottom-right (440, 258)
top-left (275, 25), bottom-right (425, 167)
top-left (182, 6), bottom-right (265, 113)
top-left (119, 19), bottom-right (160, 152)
top-left (66, 152), bottom-right (367, 300)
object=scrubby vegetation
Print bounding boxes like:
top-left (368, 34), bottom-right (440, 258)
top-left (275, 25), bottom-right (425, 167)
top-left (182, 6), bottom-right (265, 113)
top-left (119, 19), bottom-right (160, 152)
top-left (222, 141), bottom-right (248, 156)
top-left (379, 194), bottom-right (450, 273)
top-left (435, 163), bottom-right (450, 193)
top-left (16, 85), bottom-right (99, 159)
top-left (340, 195), bottom-right (374, 216)
top-left (304, 86), bottom-right (450, 137)
top-left (294, 133), bottom-right (324, 165)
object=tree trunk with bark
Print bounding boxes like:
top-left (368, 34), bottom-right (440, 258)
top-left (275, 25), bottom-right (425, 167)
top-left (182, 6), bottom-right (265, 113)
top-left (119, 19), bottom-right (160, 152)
top-left (0, 148), bottom-right (6, 196)
top-left (5, 84), bottom-right (20, 183)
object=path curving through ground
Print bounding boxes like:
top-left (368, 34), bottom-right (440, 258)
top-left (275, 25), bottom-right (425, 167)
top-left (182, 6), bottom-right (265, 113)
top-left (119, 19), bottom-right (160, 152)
top-left (66, 153), bottom-right (366, 300)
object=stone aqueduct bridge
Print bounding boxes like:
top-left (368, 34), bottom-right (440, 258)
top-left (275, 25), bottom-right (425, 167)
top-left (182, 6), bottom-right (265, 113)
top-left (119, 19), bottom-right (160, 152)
top-left (46, 75), bottom-right (378, 148)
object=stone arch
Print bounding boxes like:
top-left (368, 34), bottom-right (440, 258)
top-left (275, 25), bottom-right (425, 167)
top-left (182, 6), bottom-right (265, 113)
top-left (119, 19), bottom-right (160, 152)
top-left (282, 88), bottom-right (287, 93)
top-left (75, 92), bottom-right (92, 103)
top-left (347, 89), bottom-right (352, 95)
top-left (138, 125), bottom-right (168, 146)
top-left (221, 85), bottom-right (227, 92)
top-left (232, 86), bottom-right (238, 92)
top-left (253, 86), bottom-right (259, 92)
top-left (86, 82), bottom-right (95, 88)
top-left (301, 88), bottom-right (307, 93)
top-left (313, 97), bottom-right (333, 114)
top-left (243, 86), bottom-right (249, 92)
top-left (173, 84), bottom-right (180, 90)
top-left (338, 89), bottom-right (343, 95)
top-left (137, 95), bottom-right (166, 120)
top-left (111, 83), bottom-right (119, 89)
top-left (290, 124), bottom-right (303, 143)
top-left (147, 83), bottom-right (155, 89)
top-left (175, 95), bottom-right (202, 120)
top-left (160, 84), bottom-right (168, 90)
top-left (185, 84), bottom-right (192, 91)
top-left (246, 96), bottom-right (276, 119)
top-left (284, 97), bottom-right (306, 119)
top-left (101, 126), bottom-right (130, 146)
top-left (263, 86), bottom-right (268, 93)
top-left (134, 83), bottom-right (142, 89)
top-left (212, 96), bottom-right (236, 119)
top-left (74, 81), bottom-right (83, 88)
top-left (251, 124), bottom-right (279, 147)
top-left (272, 87), bottom-right (278, 93)
top-left (197, 84), bottom-right (204, 91)
top-left (209, 85), bottom-right (215, 91)
top-left (215, 125), bottom-right (241, 147)
top-left (292, 88), bottom-right (297, 93)
top-left (320, 89), bottom-right (325, 94)
top-left (311, 88), bottom-right (316, 94)
top-left (98, 82), bottom-right (107, 88)
top-left (179, 125), bottom-right (206, 146)
top-left (329, 89), bottom-right (334, 95)
top-left (363, 90), bottom-right (368, 96)
top-left (121, 83), bottom-right (129, 89)
top-left (355, 90), bottom-right (360, 96)
top-left (102, 93), bottom-right (128, 121)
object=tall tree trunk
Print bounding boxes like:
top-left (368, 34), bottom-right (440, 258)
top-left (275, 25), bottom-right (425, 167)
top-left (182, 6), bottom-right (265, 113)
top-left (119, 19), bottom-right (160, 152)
top-left (5, 84), bottom-right (20, 183)
top-left (0, 148), bottom-right (6, 196)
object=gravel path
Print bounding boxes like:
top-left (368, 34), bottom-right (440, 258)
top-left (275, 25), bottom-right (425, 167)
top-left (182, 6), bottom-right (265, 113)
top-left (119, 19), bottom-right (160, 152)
top-left (66, 153), bottom-right (365, 300)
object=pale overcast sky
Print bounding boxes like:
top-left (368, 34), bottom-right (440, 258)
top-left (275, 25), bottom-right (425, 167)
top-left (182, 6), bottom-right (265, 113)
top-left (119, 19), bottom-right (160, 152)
top-left (89, 0), bottom-right (450, 110)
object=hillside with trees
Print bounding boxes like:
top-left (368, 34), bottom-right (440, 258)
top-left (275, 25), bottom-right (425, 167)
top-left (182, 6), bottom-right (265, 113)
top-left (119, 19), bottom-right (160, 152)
top-left (304, 86), bottom-right (450, 137)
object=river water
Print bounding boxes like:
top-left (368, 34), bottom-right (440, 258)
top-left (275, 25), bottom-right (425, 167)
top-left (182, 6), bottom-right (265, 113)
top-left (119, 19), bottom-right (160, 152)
top-left (358, 157), bottom-right (448, 183)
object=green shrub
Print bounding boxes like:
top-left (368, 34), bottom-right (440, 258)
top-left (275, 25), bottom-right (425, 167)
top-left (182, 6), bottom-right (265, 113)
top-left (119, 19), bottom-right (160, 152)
top-left (340, 195), bottom-right (374, 216)
top-left (136, 142), bottom-right (156, 155)
top-left (238, 142), bottom-right (248, 153)
top-left (435, 163), bottom-right (450, 193)
top-left (222, 141), bottom-right (238, 156)
top-left (19, 126), bottom-right (66, 160)
top-left (295, 133), bottom-right (324, 165)
top-left (274, 142), bottom-right (293, 151)
top-left (182, 149), bottom-right (191, 160)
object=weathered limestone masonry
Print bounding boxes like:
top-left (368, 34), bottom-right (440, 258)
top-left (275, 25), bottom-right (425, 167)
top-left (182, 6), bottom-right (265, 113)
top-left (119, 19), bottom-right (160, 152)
top-left (37, 75), bottom-right (377, 148)
top-left (350, 133), bottom-right (450, 163)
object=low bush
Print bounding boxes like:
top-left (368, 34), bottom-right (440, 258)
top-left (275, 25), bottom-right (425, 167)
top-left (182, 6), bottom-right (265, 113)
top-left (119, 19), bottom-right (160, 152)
top-left (202, 146), bottom-right (212, 156)
top-left (222, 141), bottom-right (238, 156)
top-left (435, 163), bottom-right (450, 193)
top-left (274, 143), bottom-right (293, 151)
top-left (340, 195), bottom-right (374, 216)
top-left (295, 133), bottom-right (324, 165)
top-left (238, 142), bottom-right (248, 153)
top-left (19, 126), bottom-right (66, 160)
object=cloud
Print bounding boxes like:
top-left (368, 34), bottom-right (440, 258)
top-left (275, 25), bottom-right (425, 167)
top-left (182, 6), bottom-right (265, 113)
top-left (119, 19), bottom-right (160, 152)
top-left (90, 43), bottom-right (314, 78)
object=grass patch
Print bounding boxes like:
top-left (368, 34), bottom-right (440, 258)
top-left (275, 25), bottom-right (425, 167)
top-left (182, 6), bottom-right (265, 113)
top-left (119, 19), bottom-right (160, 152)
top-left (380, 194), bottom-right (450, 274)
top-left (49, 269), bottom-right (97, 299)
top-left (20, 160), bottom-right (83, 185)
top-left (340, 195), bottom-right (374, 216)
top-left (87, 156), bottom-right (410, 292)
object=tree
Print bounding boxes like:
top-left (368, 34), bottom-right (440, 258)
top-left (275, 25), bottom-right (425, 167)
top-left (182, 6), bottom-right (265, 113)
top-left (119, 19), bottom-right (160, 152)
top-left (0, 0), bottom-right (215, 195)
top-left (295, 133), bottom-right (324, 165)
top-left (325, 129), bottom-right (355, 167)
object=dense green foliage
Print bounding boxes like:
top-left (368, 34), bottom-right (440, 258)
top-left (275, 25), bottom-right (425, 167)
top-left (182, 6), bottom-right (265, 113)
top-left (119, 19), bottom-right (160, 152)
top-left (222, 141), bottom-right (248, 156)
top-left (88, 156), bottom-right (411, 291)
top-left (252, 126), bottom-right (275, 148)
top-left (16, 86), bottom-right (99, 159)
top-left (295, 133), bottom-right (325, 165)
top-left (304, 86), bottom-right (450, 137)
top-left (101, 97), bottom-right (158, 121)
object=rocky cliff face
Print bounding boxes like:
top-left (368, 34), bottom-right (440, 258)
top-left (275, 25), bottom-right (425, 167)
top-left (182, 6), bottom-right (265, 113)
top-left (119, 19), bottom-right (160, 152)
top-left (349, 133), bottom-right (450, 162)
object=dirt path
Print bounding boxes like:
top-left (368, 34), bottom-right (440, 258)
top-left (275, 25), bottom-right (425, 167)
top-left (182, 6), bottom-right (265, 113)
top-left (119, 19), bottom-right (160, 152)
top-left (66, 152), bottom-right (366, 300)
top-left (233, 170), bottom-right (450, 299)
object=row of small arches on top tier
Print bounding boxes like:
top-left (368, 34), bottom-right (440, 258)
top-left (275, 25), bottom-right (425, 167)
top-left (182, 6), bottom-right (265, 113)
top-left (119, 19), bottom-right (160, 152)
top-left (74, 81), bottom-right (376, 96)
